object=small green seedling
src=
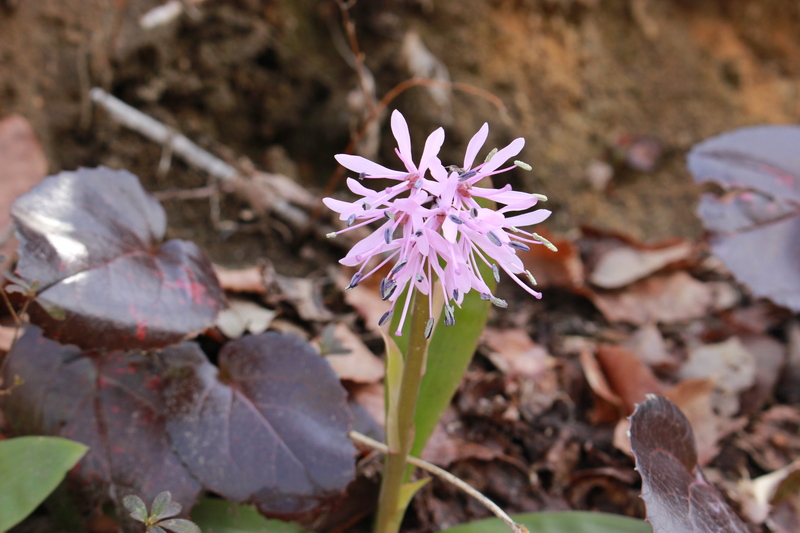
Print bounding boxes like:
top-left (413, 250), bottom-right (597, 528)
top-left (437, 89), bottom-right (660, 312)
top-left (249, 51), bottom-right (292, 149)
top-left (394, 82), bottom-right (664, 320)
top-left (123, 491), bottom-right (201, 533)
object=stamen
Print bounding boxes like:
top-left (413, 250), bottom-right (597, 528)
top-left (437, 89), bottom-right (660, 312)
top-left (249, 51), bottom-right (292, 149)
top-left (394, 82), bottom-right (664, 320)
top-left (532, 232), bottom-right (559, 252)
top-left (509, 241), bottom-right (531, 252)
top-left (326, 232), bottom-right (337, 239)
top-left (514, 160), bottom-right (532, 171)
top-left (362, 203), bottom-right (371, 210)
top-left (380, 279), bottom-right (397, 301)
top-left (391, 260), bottom-right (408, 275)
top-left (414, 179), bottom-right (424, 189)
top-left (449, 215), bottom-right (464, 225)
top-left (487, 231), bottom-right (502, 246)
top-left (459, 170), bottom-right (477, 180)
top-left (358, 172), bottom-right (366, 180)
top-left (509, 226), bottom-right (520, 233)
top-left (384, 210), bottom-right (395, 219)
top-left (346, 214), bottom-right (357, 227)
top-left (416, 274), bottom-right (425, 282)
top-left (492, 264), bottom-right (500, 283)
top-left (384, 227), bottom-right (393, 244)
top-left (425, 317), bottom-right (435, 339)
top-left (484, 148), bottom-right (498, 163)
top-left (532, 193), bottom-right (548, 202)
top-left (444, 305), bottom-right (455, 326)
top-left (525, 270), bottom-right (538, 286)
top-left (346, 272), bottom-right (362, 290)
top-left (480, 293), bottom-right (491, 300)
top-left (453, 289), bottom-right (459, 300)
top-left (378, 309), bottom-right (394, 326)
top-left (489, 296), bottom-right (508, 308)
top-left (470, 207), bottom-right (478, 218)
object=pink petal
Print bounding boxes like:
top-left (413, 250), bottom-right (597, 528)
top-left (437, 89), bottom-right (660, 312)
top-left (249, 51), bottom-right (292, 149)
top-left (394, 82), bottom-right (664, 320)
top-left (504, 209), bottom-right (551, 228)
top-left (442, 215), bottom-right (458, 243)
top-left (391, 110), bottom-right (414, 169)
top-left (429, 160), bottom-right (449, 182)
top-left (472, 186), bottom-right (532, 206)
top-left (322, 197), bottom-right (354, 216)
top-left (418, 127), bottom-right (445, 175)
top-left (464, 123), bottom-right (489, 170)
top-left (335, 154), bottom-right (405, 178)
top-left (347, 177), bottom-right (383, 199)
top-left (481, 138), bottom-right (525, 175)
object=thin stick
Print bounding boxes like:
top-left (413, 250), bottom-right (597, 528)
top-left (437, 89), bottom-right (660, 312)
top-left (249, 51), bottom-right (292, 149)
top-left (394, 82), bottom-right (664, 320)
top-left (89, 87), bottom-right (311, 229)
top-left (90, 87), bottom-right (238, 181)
top-left (349, 430), bottom-right (529, 533)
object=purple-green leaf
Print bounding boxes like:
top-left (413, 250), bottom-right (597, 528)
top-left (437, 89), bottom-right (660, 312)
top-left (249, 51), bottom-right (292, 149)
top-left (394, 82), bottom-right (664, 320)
top-left (10, 167), bottom-right (226, 350)
top-left (629, 395), bottom-right (748, 533)
top-left (162, 332), bottom-right (355, 518)
top-left (0, 327), bottom-right (202, 526)
top-left (688, 126), bottom-right (800, 311)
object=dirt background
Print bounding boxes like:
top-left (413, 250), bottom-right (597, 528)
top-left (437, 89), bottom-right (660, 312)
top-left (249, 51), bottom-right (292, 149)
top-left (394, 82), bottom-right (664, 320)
top-left (2, 0), bottom-right (800, 263)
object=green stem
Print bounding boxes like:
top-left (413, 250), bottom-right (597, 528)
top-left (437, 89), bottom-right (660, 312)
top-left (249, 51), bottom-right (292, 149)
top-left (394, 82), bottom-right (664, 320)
top-left (374, 292), bottom-right (431, 533)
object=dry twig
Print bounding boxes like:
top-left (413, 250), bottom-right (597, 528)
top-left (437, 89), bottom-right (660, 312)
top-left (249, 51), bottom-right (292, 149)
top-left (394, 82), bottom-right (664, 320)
top-left (349, 430), bottom-right (529, 533)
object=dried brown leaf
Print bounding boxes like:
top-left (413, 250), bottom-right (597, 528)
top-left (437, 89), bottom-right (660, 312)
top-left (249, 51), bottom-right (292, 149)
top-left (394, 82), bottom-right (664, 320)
top-left (481, 327), bottom-right (551, 380)
top-left (589, 241), bottom-right (694, 289)
top-left (320, 323), bottom-right (384, 384)
top-left (590, 272), bottom-right (722, 325)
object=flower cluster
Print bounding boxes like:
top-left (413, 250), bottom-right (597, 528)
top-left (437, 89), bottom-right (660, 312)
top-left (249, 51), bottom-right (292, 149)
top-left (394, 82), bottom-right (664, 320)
top-left (324, 110), bottom-right (554, 336)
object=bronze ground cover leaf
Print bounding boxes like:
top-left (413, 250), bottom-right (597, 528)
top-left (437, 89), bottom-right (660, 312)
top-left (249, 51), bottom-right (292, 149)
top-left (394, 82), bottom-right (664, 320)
top-left (629, 394), bottom-right (748, 533)
top-left (688, 126), bottom-right (800, 311)
top-left (10, 167), bottom-right (226, 350)
top-left (1, 327), bottom-right (355, 527)
top-left (162, 331), bottom-right (355, 519)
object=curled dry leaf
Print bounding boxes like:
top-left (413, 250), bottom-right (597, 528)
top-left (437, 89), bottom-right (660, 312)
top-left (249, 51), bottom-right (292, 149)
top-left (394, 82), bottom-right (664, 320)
top-left (590, 271), bottom-right (733, 325)
top-left (629, 394), bottom-right (749, 533)
top-left (274, 276), bottom-right (333, 322)
top-left (481, 327), bottom-right (551, 380)
top-left (664, 379), bottom-right (728, 466)
top-left (589, 241), bottom-right (693, 289)
top-left (595, 344), bottom-right (663, 416)
top-left (11, 167), bottom-right (226, 350)
top-left (519, 229), bottom-right (584, 290)
top-left (215, 298), bottom-right (275, 339)
top-left (319, 323), bottom-right (384, 384)
top-left (679, 337), bottom-right (756, 418)
top-left (623, 323), bottom-right (675, 369)
top-left (213, 264), bottom-right (267, 295)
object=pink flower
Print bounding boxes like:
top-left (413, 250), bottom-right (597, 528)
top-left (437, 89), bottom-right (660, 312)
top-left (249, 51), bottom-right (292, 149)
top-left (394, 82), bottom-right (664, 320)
top-left (325, 112), bottom-right (552, 336)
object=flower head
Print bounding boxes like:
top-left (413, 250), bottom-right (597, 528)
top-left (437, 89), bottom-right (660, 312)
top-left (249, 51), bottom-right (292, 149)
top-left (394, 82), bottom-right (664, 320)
top-left (325, 110), bottom-right (552, 335)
